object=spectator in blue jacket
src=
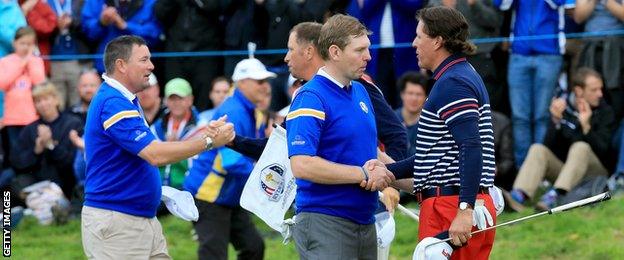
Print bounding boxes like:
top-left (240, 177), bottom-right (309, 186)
top-left (0, 0), bottom-right (26, 57)
top-left (81, 0), bottom-right (161, 73)
top-left (184, 58), bottom-right (275, 260)
top-left (494, 0), bottom-right (571, 168)
top-left (346, 0), bottom-right (424, 108)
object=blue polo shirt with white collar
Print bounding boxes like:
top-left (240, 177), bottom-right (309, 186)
top-left (287, 68), bottom-right (378, 225)
top-left (83, 75), bottom-right (160, 218)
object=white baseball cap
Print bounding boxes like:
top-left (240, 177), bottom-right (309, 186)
top-left (413, 237), bottom-right (453, 260)
top-left (232, 58), bottom-right (277, 82)
top-left (148, 73), bottom-right (158, 86)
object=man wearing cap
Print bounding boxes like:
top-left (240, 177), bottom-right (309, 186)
top-left (183, 58), bottom-right (275, 260)
top-left (150, 78), bottom-right (201, 190)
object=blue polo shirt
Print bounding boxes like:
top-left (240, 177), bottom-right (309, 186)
top-left (83, 75), bottom-right (160, 218)
top-left (495, 0), bottom-right (570, 55)
top-left (184, 89), bottom-right (259, 207)
top-left (286, 69), bottom-right (378, 225)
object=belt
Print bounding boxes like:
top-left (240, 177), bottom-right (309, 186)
top-left (415, 186), bottom-right (489, 203)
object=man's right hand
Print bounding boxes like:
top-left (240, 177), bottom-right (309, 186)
top-left (360, 159), bottom-right (395, 191)
top-left (205, 115), bottom-right (235, 148)
top-left (212, 123), bottom-right (235, 148)
top-left (549, 97), bottom-right (566, 124)
top-left (100, 6), bottom-right (118, 26)
top-left (69, 130), bottom-right (84, 150)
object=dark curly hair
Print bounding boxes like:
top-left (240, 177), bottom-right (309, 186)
top-left (417, 6), bottom-right (476, 55)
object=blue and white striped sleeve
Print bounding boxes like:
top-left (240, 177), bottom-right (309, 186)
top-left (431, 80), bottom-right (483, 206)
top-left (286, 91), bottom-right (325, 157)
top-left (100, 97), bottom-right (156, 155)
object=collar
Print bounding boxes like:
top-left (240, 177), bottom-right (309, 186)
top-left (317, 67), bottom-right (351, 89)
top-left (102, 73), bottom-right (137, 102)
top-left (233, 88), bottom-right (256, 112)
top-left (431, 54), bottom-right (466, 81)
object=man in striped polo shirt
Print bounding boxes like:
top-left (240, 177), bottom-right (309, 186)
top-left (374, 6), bottom-right (497, 259)
top-left (81, 35), bottom-right (235, 259)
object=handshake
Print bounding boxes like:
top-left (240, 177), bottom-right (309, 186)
top-left (359, 159), bottom-right (396, 191)
top-left (198, 115), bottom-right (236, 148)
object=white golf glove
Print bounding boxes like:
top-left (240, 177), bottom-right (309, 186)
top-left (489, 186), bottom-right (505, 216)
top-left (472, 199), bottom-right (494, 230)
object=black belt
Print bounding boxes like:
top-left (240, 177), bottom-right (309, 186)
top-left (415, 186), bottom-right (489, 203)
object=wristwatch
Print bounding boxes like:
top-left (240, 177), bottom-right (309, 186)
top-left (459, 202), bottom-right (472, 211)
top-left (204, 135), bottom-right (214, 150)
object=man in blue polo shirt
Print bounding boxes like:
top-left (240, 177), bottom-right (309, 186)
top-left (81, 35), bottom-right (235, 259)
top-left (286, 14), bottom-right (395, 259)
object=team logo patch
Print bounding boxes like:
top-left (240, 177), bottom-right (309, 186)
top-left (360, 102), bottom-right (369, 113)
top-left (291, 135), bottom-right (305, 146)
top-left (134, 130), bottom-right (147, 141)
top-left (260, 163), bottom-right (286, 201)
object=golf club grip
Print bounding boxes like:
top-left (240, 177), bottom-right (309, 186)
top-left (549, 192), bottom-right (611, 214)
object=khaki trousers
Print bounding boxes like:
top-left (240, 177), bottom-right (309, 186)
top-left (513, 142), bottom-right (608, 198)
top-left (81, 206), bottom-right (171, 260)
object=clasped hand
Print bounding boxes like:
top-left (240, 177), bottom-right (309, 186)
top-left (359, 159), bottom-right (395, 191)
top-left (204, 115), bottom-right (236, 147)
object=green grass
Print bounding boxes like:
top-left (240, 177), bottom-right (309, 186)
top-left (12, 194), bottom-right (624, 259)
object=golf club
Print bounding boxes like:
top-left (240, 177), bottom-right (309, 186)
top-left (379, 192), bottom-right (420, 221)
top-left (431, 191), bottom-right (612, 246)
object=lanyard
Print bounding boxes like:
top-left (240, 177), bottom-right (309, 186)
top-left (51, 0), bottom-right (72, 16)
top-left (166, 117), bottom-right (188, 141)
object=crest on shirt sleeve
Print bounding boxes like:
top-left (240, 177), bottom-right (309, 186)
top-left (359, 101), bottom-right (369, 114)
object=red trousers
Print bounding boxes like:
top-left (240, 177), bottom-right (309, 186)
top-left (418, 194), bottom-right (496, 260)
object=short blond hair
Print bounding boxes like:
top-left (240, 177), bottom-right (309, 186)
top-left (317, 14), bottom-right (370, 61)
top-left (32, 81), bottom-right (64, 111)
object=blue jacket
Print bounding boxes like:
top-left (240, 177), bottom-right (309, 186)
top-left (0, 0), bottom-right (26, 57)
top-left (494, 0), bottom-right (568, 55)
top-left (346, 0), bottom-right (423, 79)
top-left (184, 89), bottom-right (262, 207)
top-left (81, 0), bottom-right (161, 72)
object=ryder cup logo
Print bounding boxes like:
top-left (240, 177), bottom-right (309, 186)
top-left (359, 101), bottom-right (369, 113)
top-left (260, 164), bottom-right (286, 201)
